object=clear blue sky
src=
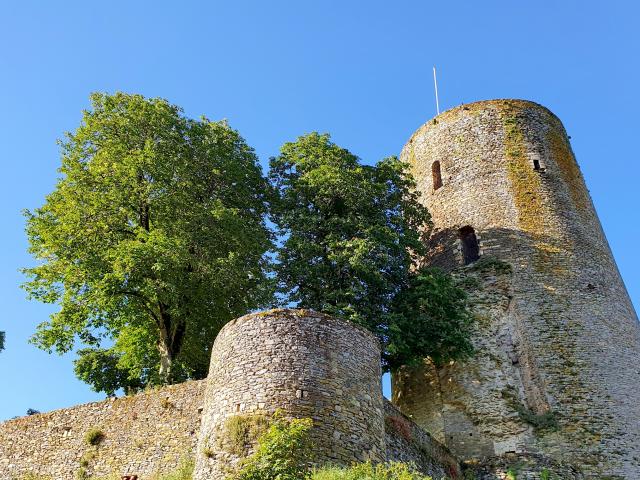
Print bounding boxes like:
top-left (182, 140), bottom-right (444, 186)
top-left (1, 1), bottom-right (638, 420)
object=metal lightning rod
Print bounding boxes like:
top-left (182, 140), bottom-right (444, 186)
top-left (433, 66), bottom-right (440, 115)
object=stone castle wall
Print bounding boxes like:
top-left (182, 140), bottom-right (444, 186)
top-left (394, 99), bottom-right (640, 478)
top-left (0, 380), bottom-right (206, 479)
top-left (1, 309), bottom-right (458, 480)
top-left (194, 309), bottom-right (386, 479)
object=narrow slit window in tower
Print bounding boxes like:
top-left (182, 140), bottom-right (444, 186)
top-left (432, 161), bottom-right (443, 190)
top-left (459, 226), bottom-right (480, 265)
top-left (533, 159), bottom-right (541, 170)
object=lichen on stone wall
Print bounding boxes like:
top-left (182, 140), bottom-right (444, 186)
top-left (501, 110), bottom-right (546, 237)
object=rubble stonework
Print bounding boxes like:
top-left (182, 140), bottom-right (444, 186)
top-left (0, 380), bottom-right (206, 479)
top-left (193, 309), bottom-right (386, 479)
top-left (0, 309), bottom-right (457, 480)
top-left (394, 99), bottom-right (640, 478)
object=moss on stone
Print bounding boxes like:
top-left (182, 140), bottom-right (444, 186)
top-left (83, 427), bottom-right (105, 446)
top-left (501, 113), bottom-right (547, 236)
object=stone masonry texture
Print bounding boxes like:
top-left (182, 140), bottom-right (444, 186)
top-left (0, 309), bottom-right (458, 480)
top-left (193, 309), bottom-right (386, 479)
top-left (393, 99), bottom-right (640, 478)
top-left (0, 380), bottom-right (206, 479)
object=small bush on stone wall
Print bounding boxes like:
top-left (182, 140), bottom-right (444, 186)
top-left (84, 427), bottom-right (105, 446)
top-left (223, 413), bottom-right (270, 455)
top-left (149, 457), bottom-right (194, 480)
top-left (231, 413), bottom-right (313, 480)
top-left (311, 462), bottom-right (433, 480)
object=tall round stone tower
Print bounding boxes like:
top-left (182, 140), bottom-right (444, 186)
top-left (392, 99), bottom-right (640, 478)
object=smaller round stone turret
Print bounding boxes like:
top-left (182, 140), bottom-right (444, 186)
top-left (193, 309), bottom-right (385, 479)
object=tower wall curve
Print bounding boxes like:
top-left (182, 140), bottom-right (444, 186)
top-left (393, 99), bottom-right (640, 478)
top-left (194, 309), bottom-right (385, 479)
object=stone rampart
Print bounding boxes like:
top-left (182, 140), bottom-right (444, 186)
top-left (0, 380), bottom-right (206, 479)
top-left (0, 309), bottom-right (461, 480)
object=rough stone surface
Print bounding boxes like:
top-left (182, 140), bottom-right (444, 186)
top-left (384, 399), bottom-right (460, 479)
top-left (0, 380), bottom-right (206, 479)
top-left (194, 309), bottom-right (386, 479)
top-left (0, 309), bottom-right (460, 480)
top-left (393, 99), bottom-right (640, 478)
top-left (466, 452), bottom-right (584, 479)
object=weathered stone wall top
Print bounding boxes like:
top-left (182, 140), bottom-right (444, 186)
top-left (0, 380), bottom-right (206, 480)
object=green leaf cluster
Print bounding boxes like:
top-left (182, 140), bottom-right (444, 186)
top-left (269, 133), bottom-right (473, 371)
top-left (385, 268), bottom-right (474, 370)
top-left (231, 413), bottom-right (313, 480)
top-left (22, 92), bottom-right (273, 390)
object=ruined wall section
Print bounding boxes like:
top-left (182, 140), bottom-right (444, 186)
top-left (194, 309), bottom-right (386, 480)
top-left (0, 380), bottom-right (206, 479)
top-left (394, 99), bottom-right (640, 478)
top-left (384, 399), bottom-right (461, 479)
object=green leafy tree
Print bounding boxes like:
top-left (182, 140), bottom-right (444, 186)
top-left (270, 133), bottom-right (472, 371)
top-left (23, 92), bottom-right (273, 390)
top-left (269, 132), bottom-right (428, 329)
top-left (384, 267), bottom-right (474, 371)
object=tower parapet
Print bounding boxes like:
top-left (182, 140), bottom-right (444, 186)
top-left (393, 99), bottom-right (640, 478)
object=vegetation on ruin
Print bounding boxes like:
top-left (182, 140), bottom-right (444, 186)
top-left (270, 132), bottom-right (473, 371)
top-left (22, 92), bottom-right (273, 392)
top-left (311, 462), bottom-right (434, 480)
top-left (23, 94), bottom-right (475, 392)
top-left (231, 412), bottom-right (313, 480)
top-left (84, 427), bottom-right (105, 446)
top-left (222, 413), bottom-right (270, 456)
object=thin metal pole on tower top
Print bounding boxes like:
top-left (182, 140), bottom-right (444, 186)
top-left (433, 66), bottom-right (440, 115)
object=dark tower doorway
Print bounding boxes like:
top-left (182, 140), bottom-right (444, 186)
top-left (459, 226), bottom-right (480, 264)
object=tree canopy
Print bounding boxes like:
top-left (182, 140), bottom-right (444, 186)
top-left (269, 133), bottom-right (473, 371)
top-left (23, 92), bottom-right (273, 393)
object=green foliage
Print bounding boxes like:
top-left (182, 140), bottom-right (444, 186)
top-left (23, 92), bottom-right (273, 390)
top-left (501, 388), bottom-right (559, 433)
top-left (84, 427), bottom-right (105, 446)
top-left (223, 414), bottom-right (270, 455)
top-left (385, 267), bottom-right (474, 370)
top-left (269, 132), bottom-right (429, 332)
top-left (311, 462), bottom-right (433, 480)
top-left (73, 347), bottom-right (145, 396)
top-left (231, 413), bottom-right (313, 480)
top-left (270, 133), bottom-right (471, 370)
top-left (150, 457), bottom-right (194, 480)
top-left (75, 467), bottom-right (89, 480)
top-left (469, 256), bottom-right (513, 275)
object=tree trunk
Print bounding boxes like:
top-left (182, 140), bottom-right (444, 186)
top-left (156, 302), bottom-right (186, 384)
